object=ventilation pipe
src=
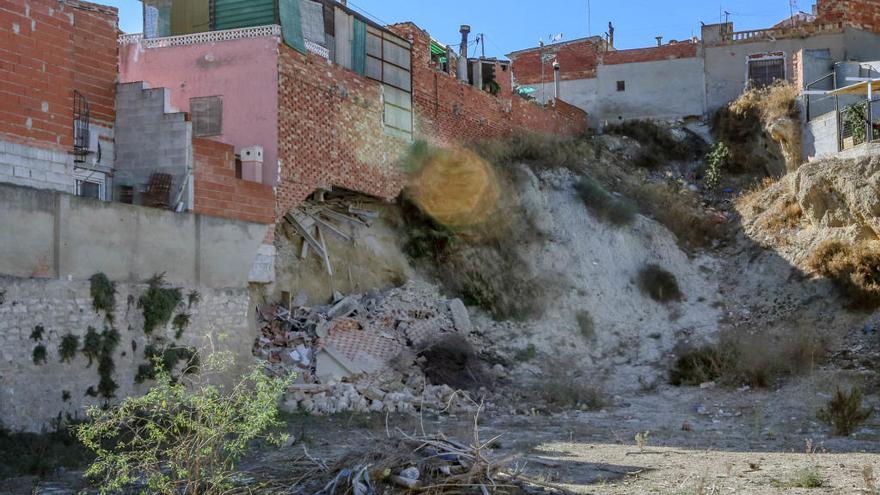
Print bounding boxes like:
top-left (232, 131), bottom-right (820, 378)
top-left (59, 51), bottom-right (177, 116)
top-left (458, 25), bottom-right (470, 82)
top-left (553, 60), bottom-right (561, 101)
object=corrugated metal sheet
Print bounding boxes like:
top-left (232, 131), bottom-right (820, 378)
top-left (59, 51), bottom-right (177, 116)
top-left (279, 0), bottom-right (306, 53)
top-left (352, 18), bottom-right (366, 76)
top-left (214, 0), bottom-right (276, 30)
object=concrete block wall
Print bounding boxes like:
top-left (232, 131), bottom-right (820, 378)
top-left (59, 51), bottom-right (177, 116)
top-left (0, 182), bottom-right (270, 288)
top-left (0, 140), bottom-right (73, 194)
top-left (114, 82), bottom-right (194, 208)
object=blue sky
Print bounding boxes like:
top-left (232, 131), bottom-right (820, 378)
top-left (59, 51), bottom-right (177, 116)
top-left (107, 0), bottom-right (804, 55)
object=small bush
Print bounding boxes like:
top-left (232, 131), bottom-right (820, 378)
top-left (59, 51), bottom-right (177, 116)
top-left (629, 182), bottom-right (722, 251)
top-left (172, 313), bottom-right (191, 340)
top-left (135, 344), bottom-right (199, 384)
top-left (670, 328), bottom-right (828, 388)
top-left (418, 335), bottom-right (489, 390)
top-left (669, 347), bottom-right (726, 386)
top-left (139, 274), bottom-right (183, 334)
top-left (576, 311), bottom-right (596, 341)
top-left (32, 344), bottom-right (47, 365)
top-left (30, 325), bottom-right (44, 341)
top-left (59, 333), bottom-right (79, 363)
top-left (704, 142), bottom-right (730, 190)
top-left (513, 343), bottom-right (538, 362)
top-left (76, 361), bottom-right (290, 495)
top-left (808, 240), bottom-right (880, 309)
top-left (818, 386), bottom-right (874, 436)
top-left (637, 264), bottom-right (683, 303)
top-left (575, 176), bottom-right (637, 226)
top-left (772, 467), bottom-right (824, 488)
top-left (89, 273), bottom-right (116, 323)
top-left (535, 362), bottom-right (604, 411)
top-left (81, 326), bottom-right (102, 367)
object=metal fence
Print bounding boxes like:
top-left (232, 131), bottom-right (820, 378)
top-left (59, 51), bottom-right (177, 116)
top-left (840, 97), bottom-right (880, 150)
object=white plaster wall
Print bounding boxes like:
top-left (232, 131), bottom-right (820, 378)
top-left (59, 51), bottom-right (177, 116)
top-left (596, 57), bottom-right (706, 124)
top-left (528, 79), bottom-right (601, 128)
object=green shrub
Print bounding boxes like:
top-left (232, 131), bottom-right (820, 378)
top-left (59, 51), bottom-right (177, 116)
top-left (32, 345), bottom-right (47, 365)
top-left (535, 362), bottom-right (604, 411)
top-left (637, 264), bottom-right (683, 303)
top-left (704, 142), bottom-right (730, 190)
top-left (89, 273), bottom-right (116, 323)
top-left (772, 467), bottom-right (824, 488)
top-left (76, 362), bottom-right (290, 495)
top-left (0, 420), bottom-right (91, 479)
top-left (135, 344), bottom-right (199, 384)
top-left (81, 326), bottom-right (102, 367)
top-left (818, 386), bottom-right (874, 436)
top-left (59, 333), bottom-right (79, 363)
top-left (30, 325), bottom-right (44, 341)
top-left (139, 274), bottom-right (183, 334)
top-left (172, 313), bottom-right (191, 340)
top-left (575, 176), bottom-right (637, 226)
top-left (844, 102), bottom-right (868, 146)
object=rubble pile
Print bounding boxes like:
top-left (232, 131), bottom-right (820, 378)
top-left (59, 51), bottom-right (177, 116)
top-left (254, 281), bottom-right (480, 415)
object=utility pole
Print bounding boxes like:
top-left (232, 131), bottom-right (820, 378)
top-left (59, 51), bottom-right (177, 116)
top-left (539, 40), bottom-right (545, 103)
top-left (481, 33), bottom-right (485, 58)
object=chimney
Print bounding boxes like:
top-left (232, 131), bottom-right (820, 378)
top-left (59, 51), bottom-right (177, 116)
top-left (458, 25), bottom-right (470, 82)
top-left (240, 145), bottom-right (264, 183)
top-left (655, 36), bottom-right (663, 46)
top-left (553, 60), bottom-right (561, 101)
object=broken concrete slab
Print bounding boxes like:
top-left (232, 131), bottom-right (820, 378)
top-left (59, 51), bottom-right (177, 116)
top-left (327, 295), bottom-right (360, 319)
top-left (448, 298), bottom-right (472, 332)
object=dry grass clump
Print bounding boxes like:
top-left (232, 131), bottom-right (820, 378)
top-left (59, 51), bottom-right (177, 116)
top-left (670, 327), bottom-right (829, 387)
top-left (712, 82), bottom-right (801, 175)
top-left (533, 361), bottom-right (604, 411)
top-left (468, 131), bottom-right (592, 172)
top-left (630, 182), bottom-right (723, 251)
top-left (605, 119), bottom-right (703, 169)
top-left (637, 264), bottom-right (684, 303)
top-left (771, 467), bottom-right (825, 488)
top-left (808, 240), bottom-right (880, 309)
top-left (818, 386), bottom-right (874, 436)
top-left (575, 176), bottom-right (637, 226)
top-left (765, 199), bottom-right (803, 230)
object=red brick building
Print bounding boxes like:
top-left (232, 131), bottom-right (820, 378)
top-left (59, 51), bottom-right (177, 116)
top-left (0, 0), bottom-right (118, 196)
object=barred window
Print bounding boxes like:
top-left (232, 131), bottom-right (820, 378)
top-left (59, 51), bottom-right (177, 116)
top-left (190, 96), bottom-right (223, 137)
top-left (748, 58), bottom-right (785, 88)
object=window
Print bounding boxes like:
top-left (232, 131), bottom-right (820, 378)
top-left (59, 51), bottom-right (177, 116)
top-left (617, 80), bottom-right (626, 92)
top-left (74, 169), bottom-right (106, 201)
top-left (190, 96), bottom-right (223, 137)
top-left (748, 56), bottom-right (785, 88)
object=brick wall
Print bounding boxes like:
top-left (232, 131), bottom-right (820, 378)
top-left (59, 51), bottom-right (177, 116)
top-left (818, 0), bottom-right (880, 32)
top-left (392, 23), bottom-right (588, 148)
top-left (509, 38), bottom-right (603, 84)
top-left (193, 138), bottom-right (275, 225)
top-left (275, 45), bottom-right (408, 214)
top-left (602, 42), bottom-right (699, 65)
top-left (0, 0), bottom-right (117, 151)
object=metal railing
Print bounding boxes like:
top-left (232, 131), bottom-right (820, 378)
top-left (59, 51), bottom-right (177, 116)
top-left (840, 98), bottom-right (880, 150)
top-left (805, 72), bottom-right (836, 122)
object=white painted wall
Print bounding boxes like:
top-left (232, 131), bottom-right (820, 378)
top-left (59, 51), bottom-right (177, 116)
top-left (596, 57), bottom-right (707, 125)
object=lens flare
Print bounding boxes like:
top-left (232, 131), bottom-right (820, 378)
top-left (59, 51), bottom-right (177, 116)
top-left (406, 147), bottom-right (501, 229)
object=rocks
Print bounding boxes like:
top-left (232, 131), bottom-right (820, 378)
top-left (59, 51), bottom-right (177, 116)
top-left (795, 156), bottom-right (880, 236)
